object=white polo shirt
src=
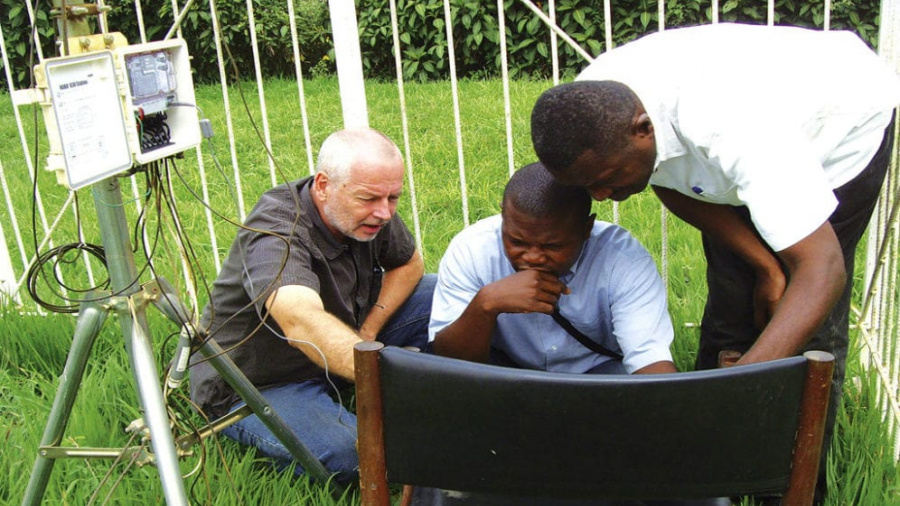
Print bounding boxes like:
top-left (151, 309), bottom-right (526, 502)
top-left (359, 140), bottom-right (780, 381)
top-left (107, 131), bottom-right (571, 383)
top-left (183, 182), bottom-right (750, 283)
top-left (577, 23), bottom-right (900, 251)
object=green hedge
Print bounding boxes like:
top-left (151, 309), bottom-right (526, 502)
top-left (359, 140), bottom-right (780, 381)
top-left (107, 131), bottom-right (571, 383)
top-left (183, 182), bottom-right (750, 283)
top-left (0, 0), bottom-right (882, 90)
top-left (356, 0), bottom-right (881, 81)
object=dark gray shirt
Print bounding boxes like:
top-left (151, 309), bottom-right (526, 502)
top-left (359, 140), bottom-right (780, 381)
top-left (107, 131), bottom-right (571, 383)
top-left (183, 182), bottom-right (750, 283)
top-left (190, 177), bottom-right (416, 417)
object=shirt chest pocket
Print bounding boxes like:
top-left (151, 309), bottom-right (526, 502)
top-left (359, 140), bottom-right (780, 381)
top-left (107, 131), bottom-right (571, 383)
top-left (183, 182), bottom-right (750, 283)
top-left (653, 155), bottom-right (740, 205)
top-left (557, 299), bottom-right (607, 338)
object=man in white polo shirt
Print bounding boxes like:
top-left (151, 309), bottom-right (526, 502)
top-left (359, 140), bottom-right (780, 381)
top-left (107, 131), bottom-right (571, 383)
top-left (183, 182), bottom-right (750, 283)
top-left (530, 23), bottom-right (899, 502)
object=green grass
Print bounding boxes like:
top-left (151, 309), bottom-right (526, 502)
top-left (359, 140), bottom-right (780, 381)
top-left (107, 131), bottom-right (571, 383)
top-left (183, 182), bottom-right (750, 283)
top-left (1, 78), bottom-right (898, 504)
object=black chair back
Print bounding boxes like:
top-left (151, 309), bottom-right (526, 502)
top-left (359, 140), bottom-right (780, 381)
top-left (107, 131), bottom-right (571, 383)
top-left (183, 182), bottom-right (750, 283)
top-left (354, 342), bottom-right (833, 506)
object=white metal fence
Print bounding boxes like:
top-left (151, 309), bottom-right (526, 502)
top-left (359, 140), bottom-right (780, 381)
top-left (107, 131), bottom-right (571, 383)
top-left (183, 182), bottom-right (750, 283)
top-left (2, 0), bottom-right (900, 457)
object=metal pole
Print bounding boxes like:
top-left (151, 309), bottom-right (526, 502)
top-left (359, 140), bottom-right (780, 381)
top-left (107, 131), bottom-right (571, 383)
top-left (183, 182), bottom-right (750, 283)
top-left (22, 298), bottom-right (108, 505)
top-left (328, 0), bottom-right (369, 128)
top-left (91, 178), bottom-right (189, 505)
top-left (0, 213), bottom-right (17, 302)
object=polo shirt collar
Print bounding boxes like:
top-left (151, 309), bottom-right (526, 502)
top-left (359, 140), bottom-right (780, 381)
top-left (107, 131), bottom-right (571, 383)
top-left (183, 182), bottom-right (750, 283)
top-left (647, 100), bottom-right (686, 166)
top-left (627, 84), bottom-right (686, 167)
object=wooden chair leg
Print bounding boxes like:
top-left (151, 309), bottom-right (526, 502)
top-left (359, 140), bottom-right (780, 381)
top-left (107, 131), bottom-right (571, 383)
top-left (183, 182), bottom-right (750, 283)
top-left (782, 350), bottom-right (834, 506)
top-left (401, 484), bottom-right (415, 506)
top-left (355, 341), bottom-right (390, 506)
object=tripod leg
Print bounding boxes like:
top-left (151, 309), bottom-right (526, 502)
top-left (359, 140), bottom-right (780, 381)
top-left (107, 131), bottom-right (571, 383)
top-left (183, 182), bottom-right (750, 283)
top-left (148, 277), bottom-right (334, 487)
top-left (196, 338), bottom-right (334, 485)
top-left (120, 308), bottom-right (189, 506)
top-left (22, 298), bottom-right (108, 506)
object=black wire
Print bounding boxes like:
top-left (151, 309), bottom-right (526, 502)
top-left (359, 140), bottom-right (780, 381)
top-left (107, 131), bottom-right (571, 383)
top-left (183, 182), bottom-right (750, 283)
top-left (203, 28), bottom-right (349, 402)
top-left (163, 155), bottom-right (295, 362)
top-left (25, 242), bottom-right (109, 313)
top-left (140, 113), bottom-right (173, 153)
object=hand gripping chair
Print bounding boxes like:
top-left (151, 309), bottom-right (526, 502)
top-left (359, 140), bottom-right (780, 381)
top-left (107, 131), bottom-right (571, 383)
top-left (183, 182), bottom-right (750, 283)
top-left (353, 342), bottom-right (834, 506)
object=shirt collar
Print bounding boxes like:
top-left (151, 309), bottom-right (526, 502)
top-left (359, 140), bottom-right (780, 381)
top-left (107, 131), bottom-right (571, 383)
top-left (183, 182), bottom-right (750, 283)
top-left (648, 101), bottom-right (686, 166)
top-left (558, 241), bottom-right (589, 285)
top-left (626, 85), bottom-right (686, 167)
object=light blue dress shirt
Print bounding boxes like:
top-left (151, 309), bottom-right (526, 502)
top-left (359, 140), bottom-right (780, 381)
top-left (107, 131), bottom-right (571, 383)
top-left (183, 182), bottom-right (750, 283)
top-left (429, 215), bottom-right (674, 374)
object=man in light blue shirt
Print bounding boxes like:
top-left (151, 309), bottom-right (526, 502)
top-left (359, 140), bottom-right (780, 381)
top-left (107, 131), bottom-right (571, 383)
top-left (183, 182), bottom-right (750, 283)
top-left (430, 162), bottom-right (676, 374)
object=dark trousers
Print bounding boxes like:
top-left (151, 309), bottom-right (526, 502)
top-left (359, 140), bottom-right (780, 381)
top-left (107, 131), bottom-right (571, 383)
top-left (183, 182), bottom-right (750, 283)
top-left (695, 113), bottom-right (896, 498)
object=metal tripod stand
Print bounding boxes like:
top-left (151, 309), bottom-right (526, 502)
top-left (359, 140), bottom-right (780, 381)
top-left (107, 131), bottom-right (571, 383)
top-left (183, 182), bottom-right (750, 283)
top-left (22, 176), bottom-right (331, 505)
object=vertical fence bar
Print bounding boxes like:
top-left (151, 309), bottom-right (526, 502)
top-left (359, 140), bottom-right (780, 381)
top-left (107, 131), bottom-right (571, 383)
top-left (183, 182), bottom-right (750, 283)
top-left (888, 218), bottom-right (900, 459)
top-left (287, 0), bottom-right (317, 176)
top-left (161, 0), bottom-right (222, 280)
top-left (0, 175), bottom-right (18, 303)
top-left (24, 0), bottom-right (47, 61)
top-left (245, 0), bottom-right (278, 186)
top-left (658, 0), bottom-right (665, 30)
top-left (329, 0), bottom-right (369, 129)
top-left (657, 0), bottom-right (669, 292)
top-left (549, 0), bottom-right (559, 85)
top-left (0, 158), bottom-right (26, 271)
top-left (875, 0), bottom-right (900, 460)
top-left (132, 0), bottom-right (148, 42)
top-left (498, 0), bottom-right (516, 178)
top-left (603, 0), bottom-right (613, 53)
top-left (191, 129), bottom-right (222, 274)
top-left (388, 0), bottom-right (424, 254)
top-left (162, 0), bottom-right (202, 311)
top-left (0, 22), bottom-right (29, 277)
top-left (209, 0), bottom-right (247, 225)
top-left (441, 0), bottom-right (471, 227)
top-left (602, 0), bottom-right (619, 224)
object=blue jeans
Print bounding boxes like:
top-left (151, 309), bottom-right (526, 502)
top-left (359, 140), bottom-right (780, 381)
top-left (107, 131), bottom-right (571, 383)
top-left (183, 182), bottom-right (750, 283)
top-left (222, 274), bottom-right (436, 483)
